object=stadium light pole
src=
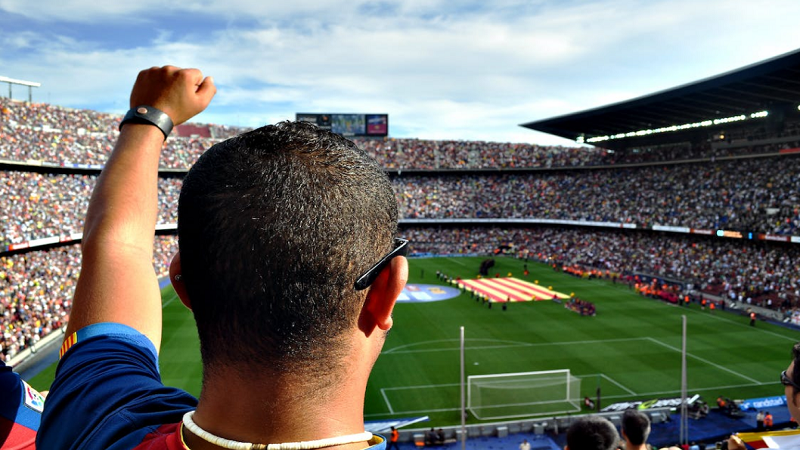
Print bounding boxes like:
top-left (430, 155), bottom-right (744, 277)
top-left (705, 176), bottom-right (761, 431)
top-left (680, 315), bottom-right (688, 446)
top-left (460, 326), bottom-right (466, 450)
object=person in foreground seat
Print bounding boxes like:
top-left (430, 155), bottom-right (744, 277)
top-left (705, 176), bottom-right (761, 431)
top-left (565, 416), bottom-right (620, 450)
top-left (1, 360), bottom-right (44, 449)
top-left (37, 65), bottom-right (408, 450)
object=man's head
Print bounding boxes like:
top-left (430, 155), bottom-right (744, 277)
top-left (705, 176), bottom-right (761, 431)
top-left (566, 416), bottom-right (619, 450)
top-left (621, 410), bottom-right (650, 447)
top-left (175, 121), bottom-right (402, 379)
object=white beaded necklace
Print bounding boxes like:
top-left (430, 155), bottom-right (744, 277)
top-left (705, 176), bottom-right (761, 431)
top-left (181, 411), bottom-right (374, 450)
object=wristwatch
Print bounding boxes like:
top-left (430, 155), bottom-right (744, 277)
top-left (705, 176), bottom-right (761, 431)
top-left (119, 105), bottom-right (174, 139)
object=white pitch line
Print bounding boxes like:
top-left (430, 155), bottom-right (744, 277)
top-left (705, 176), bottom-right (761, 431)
top-left (384, 338), bottom-right (519, 354)
top-left (602, 381), bottom-right (783, 400)
top-left (444, 257), bottom-right (472, 268)
top-left (162, 290), bottom-right (179, 309)
top-left (386, 343), bottom-right (531, 355)
top-left (382, 382), bottom-right (460, 391)
top-left (383, 337), bottom-right (649, 355)
top-left (380, 389), bottom-right (395, 414)
top-left (368, 379), bottom-right (782, 418)
top-left (365, 406), bottom-right (461, 417)
top-left (536, 271), bottom-right (799, 343)
top-left (601, 374), bottom-right (637, 395)
top-left (646, 337), bottom-right (761, 384)
top-left (577, 373), bottom-right (637, 396)
top-left (687, 306), bottom-right (799, 342)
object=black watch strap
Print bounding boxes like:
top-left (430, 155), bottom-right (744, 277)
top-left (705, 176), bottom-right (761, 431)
top-left (119, 105), bottom-right (174, 139)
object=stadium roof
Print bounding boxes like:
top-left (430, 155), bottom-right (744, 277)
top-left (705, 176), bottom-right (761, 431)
top-left (522, 48), bottom-right (800, 149)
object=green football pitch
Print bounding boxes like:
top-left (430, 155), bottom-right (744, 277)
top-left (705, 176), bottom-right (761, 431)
top-left (28, 257), bottom-right (800, 426)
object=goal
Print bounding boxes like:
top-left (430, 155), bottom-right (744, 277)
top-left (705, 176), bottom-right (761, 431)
top-left (467, 369), bottom-right (581, 420)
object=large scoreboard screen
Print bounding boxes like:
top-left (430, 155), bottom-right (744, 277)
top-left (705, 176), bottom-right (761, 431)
top-left (296, 113), bottom-right (388, 137)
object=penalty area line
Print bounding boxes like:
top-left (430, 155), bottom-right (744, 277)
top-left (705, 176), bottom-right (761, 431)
top-left (380, 389), bottom-right (396, 414)
top-left (578, 373), bottom-right (637, 396)
top-left (646, 337), bottom-right (761, 384)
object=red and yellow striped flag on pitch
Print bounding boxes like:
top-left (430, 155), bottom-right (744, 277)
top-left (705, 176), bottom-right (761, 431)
top-left (457, 277), bottom-right (569, 302)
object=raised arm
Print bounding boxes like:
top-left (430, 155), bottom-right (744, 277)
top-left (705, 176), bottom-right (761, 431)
top-left (65, 66), bottom-right (216, 351)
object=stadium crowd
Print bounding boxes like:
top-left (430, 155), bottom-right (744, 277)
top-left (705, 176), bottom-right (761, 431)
top-left (4, 153), bottom-right (800, 245)
top-left (4, 96), bottom-right (800, 170)
top-left (393, 155), bottom-right (800, 235)
top-left (3, 96), bottom-right (800, 360)
top-left (0, 96), bottom-right (231, 169)
top-left (400, 226), bottom-right (800, 315)
top-left (0, 236), bottom-right (177, 361)
top-left (0, 171), bottom-right (181, 246)
top-left (353, 137), bottom-right (612, 169)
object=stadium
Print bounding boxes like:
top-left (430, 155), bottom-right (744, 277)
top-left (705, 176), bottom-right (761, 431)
top-left (3, 42), bottom-right (800, 449)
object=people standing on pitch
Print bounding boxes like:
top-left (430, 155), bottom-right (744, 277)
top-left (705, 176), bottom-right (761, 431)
top-left (621, 409), bottom-right (651, 450)
top-left (37, 66), bottom-right (408, 449)
top-left (565, 416), bottom-right (620, 450)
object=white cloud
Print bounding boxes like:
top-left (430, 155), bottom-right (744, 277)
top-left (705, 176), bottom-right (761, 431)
top-left (2, 0), bottom-right (800, 143)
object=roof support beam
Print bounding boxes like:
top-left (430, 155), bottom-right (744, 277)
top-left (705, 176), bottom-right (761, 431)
top-left (716, 86), bottom-right (792, 104)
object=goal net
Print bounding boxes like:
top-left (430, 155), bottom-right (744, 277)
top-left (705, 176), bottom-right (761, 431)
top-left (467, 369), bottom-right (581, 420)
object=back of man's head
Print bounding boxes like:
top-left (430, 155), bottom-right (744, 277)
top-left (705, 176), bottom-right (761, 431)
top-left (178, 121), bottom-right (398, 378)
top-left (566, 416), bottom-right (619, 450)
top-left (621, 409), bottom-right (650, 446)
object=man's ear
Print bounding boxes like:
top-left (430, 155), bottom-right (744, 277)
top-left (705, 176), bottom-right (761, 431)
top-left (169, 252), bottom-right (192, 311)
top-left (359, 256), bottom-right (408, 334)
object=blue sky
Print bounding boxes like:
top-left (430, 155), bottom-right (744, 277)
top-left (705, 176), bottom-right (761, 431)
top-left (1, 0), bottom-right (799, 145)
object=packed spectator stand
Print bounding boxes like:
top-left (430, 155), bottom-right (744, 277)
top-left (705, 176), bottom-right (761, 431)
top-left (2, 95), bottom-right (800, 361)
top-left (1, 236), bottom-right (177, 361)
top-left (393, 157), bottom-right (800, 234)
top-left (4, 155), bottom-right (800, 248)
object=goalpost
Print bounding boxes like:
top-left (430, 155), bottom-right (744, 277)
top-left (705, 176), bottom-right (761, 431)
top-left (467, 369), bottom-right (582, 420)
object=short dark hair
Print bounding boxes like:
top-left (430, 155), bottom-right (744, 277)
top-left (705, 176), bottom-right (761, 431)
top-left (621, 409), bottom-right (650, 445)
top-left (178, 121), bottom-right (398, 377)
top-left (566, 416), bottom-right (619, 450)
top-left (792, 342), bottom-right (800, 393)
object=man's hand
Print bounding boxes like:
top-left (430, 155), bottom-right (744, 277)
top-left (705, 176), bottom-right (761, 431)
top-left (130, 66), bottom-right (216, 126)
top-left (65, 65), bottom-right (215, 350)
